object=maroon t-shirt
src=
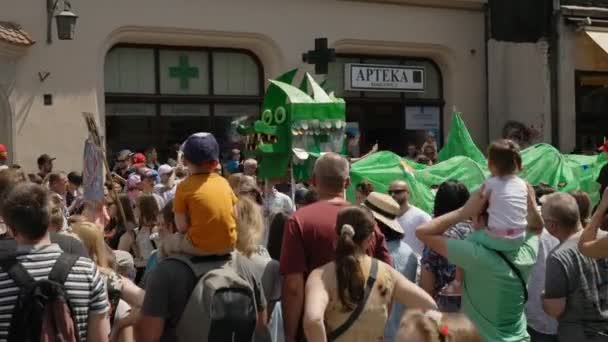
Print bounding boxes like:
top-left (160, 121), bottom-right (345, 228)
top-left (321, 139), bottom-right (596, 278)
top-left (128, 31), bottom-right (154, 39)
top-left (279, 199), bottom-right (392, 276)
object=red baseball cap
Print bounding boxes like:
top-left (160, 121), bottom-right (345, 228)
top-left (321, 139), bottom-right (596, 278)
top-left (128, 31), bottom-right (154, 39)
top-left (0, 144), bottom-right (8, 161)
top-left (132, 153), bottom-right (146, 165)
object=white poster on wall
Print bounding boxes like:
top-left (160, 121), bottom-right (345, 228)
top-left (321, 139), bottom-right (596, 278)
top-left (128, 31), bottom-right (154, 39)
top-left (405, 106), bottom-right (440, 130)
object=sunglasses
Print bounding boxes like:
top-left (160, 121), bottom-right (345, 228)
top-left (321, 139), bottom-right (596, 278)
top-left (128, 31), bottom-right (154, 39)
top-left (388, 189), bottom-right (408, 196)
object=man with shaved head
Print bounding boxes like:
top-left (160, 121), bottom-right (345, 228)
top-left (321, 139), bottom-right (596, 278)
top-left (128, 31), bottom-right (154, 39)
top-left (541, 193), bottom-right (608, 341)
top-left (389, 180), bottom-right (431, 255)
top-left (280, 153), bottom-right (391, 342)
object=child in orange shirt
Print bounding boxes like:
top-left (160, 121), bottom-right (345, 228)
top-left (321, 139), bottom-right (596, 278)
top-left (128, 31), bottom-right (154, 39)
top-left (161, 132), bottom-right (237, 256)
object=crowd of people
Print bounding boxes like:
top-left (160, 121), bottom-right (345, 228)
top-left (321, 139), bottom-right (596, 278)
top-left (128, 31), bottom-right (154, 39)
top-left (0, 132), bottom-right (606, 342)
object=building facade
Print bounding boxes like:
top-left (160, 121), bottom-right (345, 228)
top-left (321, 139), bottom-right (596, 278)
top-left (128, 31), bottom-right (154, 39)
top-left (1, 0), bottom-right (487, 171)
top-left (486, 0), bottom-right (608, 154)
top-left (559, 1), bottom-right (608, 153)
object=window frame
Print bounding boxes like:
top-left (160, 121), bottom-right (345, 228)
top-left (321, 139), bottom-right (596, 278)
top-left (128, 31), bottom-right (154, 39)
top-left (104, 44), bottom-right (264, 156)
top-left (575, 70), bottom-right (608, 151)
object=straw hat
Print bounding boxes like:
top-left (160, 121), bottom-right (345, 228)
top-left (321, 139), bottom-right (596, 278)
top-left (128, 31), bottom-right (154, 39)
top-left (363, 192), bottom-right (404, 234)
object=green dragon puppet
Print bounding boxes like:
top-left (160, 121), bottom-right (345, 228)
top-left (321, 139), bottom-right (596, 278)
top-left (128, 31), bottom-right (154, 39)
top-left (239, 70), bottom-right (346, 179)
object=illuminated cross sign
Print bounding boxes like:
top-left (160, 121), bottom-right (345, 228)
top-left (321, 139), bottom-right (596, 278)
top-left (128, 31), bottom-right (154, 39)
top-left (169, 55), bottom-right (199, 90)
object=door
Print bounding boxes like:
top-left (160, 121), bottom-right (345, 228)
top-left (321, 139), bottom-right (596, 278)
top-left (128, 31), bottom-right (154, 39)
top-left (346, 102), bottom-right (405, 156)
top-left (576, 72), bottom-right (608, 153)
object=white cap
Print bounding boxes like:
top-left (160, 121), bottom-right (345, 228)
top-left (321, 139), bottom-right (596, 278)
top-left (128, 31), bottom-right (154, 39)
top-left (127, 174), bottom-right (142, 189)
top-left (158, 164), bottom-right (174, 176)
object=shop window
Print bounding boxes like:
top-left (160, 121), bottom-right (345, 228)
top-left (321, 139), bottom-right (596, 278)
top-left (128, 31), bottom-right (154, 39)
top-left (104, 45), bottom-right (263, 160)
top-left (106, 103), bottom-right (156, 116)
top-left (213, 52), bottom-right (260, 95)
top-left (160, 104), bottom-right (212, 148)
top-left (576, 72), bottom-right (608, 152)
top-left (105, 48), bottom-right (155, 94)
top-left (159, 50), bottom-right (210, 95)
top-left (106, 103), bottom-right (157, 154)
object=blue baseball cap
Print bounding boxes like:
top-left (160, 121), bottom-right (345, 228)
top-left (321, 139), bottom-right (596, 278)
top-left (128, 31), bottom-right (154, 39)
top-left (345, 127), bottom-right (358, 138)
top-left (181, 132), bottom-right (219, 165)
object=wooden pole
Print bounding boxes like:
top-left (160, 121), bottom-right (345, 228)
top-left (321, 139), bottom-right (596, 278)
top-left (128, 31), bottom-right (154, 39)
top-left (101, 150), bottom-right (127, 227)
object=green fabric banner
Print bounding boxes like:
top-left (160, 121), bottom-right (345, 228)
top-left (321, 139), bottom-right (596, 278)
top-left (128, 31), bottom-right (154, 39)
top-left (437, 112), bottom-right (486, 165)
top-left (347, 113), bottom-right (607, 213)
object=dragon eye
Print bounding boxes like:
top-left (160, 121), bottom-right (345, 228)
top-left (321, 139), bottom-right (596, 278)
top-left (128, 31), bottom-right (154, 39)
top-left (274, 107), bottom-right (286, 124)
top-left (262, 109), bottom-right (273, 124)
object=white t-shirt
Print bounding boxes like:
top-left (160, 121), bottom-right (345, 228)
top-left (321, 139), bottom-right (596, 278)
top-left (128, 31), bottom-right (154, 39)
top-left (484, 175), bottom-right (528, 238)
top-left (262, 189), bottom-right (295, 245)
top-left (114, 299), bottom-right (132, 324)
top-left (397, 205), bottom-right (431, 256)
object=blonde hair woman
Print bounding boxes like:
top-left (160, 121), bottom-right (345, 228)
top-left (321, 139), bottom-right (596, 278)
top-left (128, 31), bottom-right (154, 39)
top-left (235, 196), bottom-right (281, 341)
top-left (228, 172), bottom-right (244, 192)
top-left (72, 222), bottom-right (145, 342)
top-left (397, 310), bottom-right (481, 342)
top-left (236, 196), bottom-right (266, 257)
top-left (71, 221), bottom-right (110, 268)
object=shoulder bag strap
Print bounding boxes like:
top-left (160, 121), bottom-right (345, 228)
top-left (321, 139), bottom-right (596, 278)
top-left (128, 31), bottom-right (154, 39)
top-left (0, 257), bottom-right (34, 289)
top-left (495, 251), bottom-right (528, 303)
top-left (48, 253), bottom-right (79, 285)
top-left (327, 258), bottom-right (379, 341)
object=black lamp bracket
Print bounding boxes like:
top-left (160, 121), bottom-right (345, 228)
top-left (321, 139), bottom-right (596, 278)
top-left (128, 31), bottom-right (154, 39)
top-left (46, 0), bottom-right (71, 44)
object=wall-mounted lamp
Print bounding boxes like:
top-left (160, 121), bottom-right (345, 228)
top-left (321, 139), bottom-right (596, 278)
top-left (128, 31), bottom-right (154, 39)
top-left (47, 0), bottom-right (78, 44)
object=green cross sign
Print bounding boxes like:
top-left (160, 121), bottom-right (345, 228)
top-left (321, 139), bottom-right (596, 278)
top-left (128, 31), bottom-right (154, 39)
top-left (169, 55), bottom-right (199, 90)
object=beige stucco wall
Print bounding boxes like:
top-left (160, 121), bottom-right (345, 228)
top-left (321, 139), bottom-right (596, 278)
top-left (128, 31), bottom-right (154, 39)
top-left (3, 0), bottom-right (486, 172)
top-left (558, 22), bottom-right (577, 153)
top-left (487, 40), bottom-right (552, 143)
top-left (557, 25), bottom-right (608, 153)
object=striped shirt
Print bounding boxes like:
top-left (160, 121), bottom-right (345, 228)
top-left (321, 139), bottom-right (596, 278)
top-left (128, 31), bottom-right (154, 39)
top-left (0, 244), bottom-right (109, 342)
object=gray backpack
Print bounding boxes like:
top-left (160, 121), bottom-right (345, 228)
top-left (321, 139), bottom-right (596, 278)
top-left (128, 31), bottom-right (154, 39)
top-left (169, 253), bottom-right (258, 342)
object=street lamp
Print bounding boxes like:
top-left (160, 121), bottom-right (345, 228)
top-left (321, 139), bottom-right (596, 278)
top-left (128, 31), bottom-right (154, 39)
top-left (47, 0), bottom-right (78, 44)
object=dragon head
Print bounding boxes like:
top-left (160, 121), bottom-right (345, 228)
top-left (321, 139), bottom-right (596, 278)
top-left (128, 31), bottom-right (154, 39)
top-left (240, 70), bottom-right (346, 179)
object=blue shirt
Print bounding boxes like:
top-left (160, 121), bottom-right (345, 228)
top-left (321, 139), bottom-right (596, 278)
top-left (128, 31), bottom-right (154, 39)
top-left (225, 160), bottom-right (240, 174)
top-left (384, 239), bottom-right (418, 341)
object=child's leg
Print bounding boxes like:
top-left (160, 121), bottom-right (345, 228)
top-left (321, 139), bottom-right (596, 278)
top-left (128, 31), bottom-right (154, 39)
top-left (158, 233), bottom-right (184, 258)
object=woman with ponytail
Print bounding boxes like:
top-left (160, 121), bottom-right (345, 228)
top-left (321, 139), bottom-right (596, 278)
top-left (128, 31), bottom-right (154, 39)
top-left (303, 206), bottom-right (437, 342)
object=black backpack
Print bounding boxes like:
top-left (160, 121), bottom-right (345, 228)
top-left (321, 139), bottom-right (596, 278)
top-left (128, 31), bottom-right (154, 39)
top-left (0, 253), bottom-right (80, 342)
